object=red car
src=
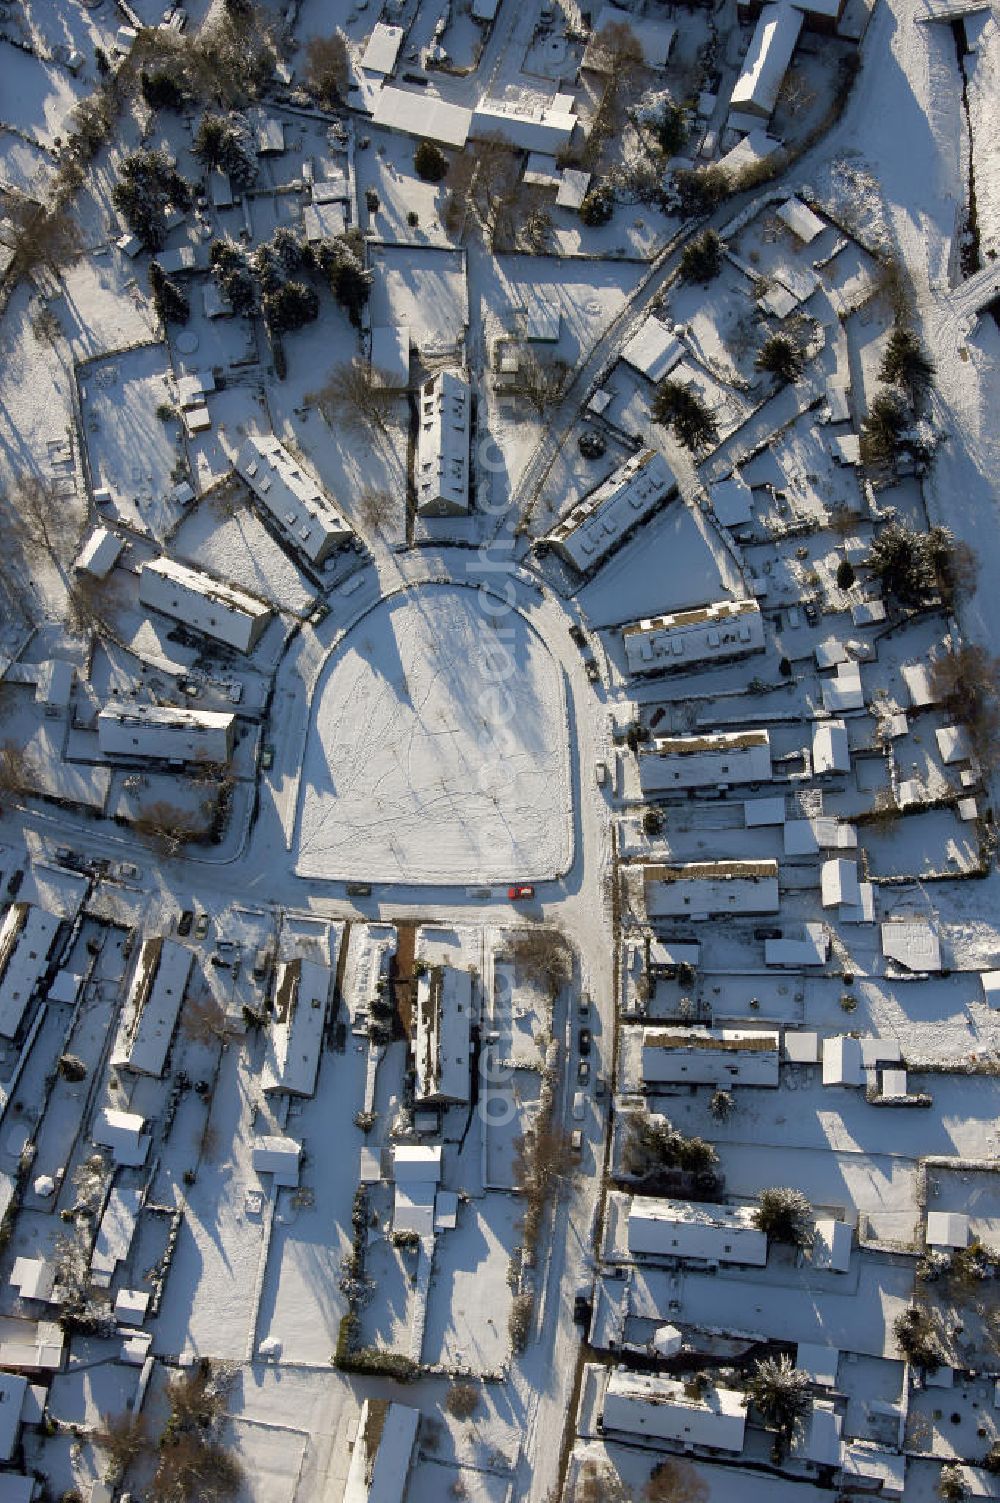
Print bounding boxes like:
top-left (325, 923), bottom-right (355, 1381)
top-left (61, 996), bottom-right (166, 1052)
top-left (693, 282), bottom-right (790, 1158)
top-left (508, 884), bottom-right (535, 900)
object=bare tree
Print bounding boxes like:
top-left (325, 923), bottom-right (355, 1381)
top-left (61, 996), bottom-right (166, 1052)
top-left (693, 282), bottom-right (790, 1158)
top-left (445, 1382), bottom-right (480, 1421)
top-left (182, 994), bottom-right (231, 1045)
top-left (507, 348), bottom-right (571, 416)
top-left (0, 741), bottom-right (40, 798)
top-left (132, 800), bottom-right (209, 855)
top-left (445, 135), bottom-right (520, 246)
top-left (929, 644), bottom-right (1000, 767)
top-left (644, 1459), bottom-right (708, 1503)
top-left (97, 1409), bottom-right (151, 1482)
top-left (308, 361), bottom-right (399, 435)
top-left (304, 32), bottom-right (350, 108)
top-left (357, 486), bottom-right (394, 535)
top-left (5, 476), bottom-right (77, 569)
top-left (575, 1460), bottom-right (633, 1503)
top-left (509, 928), bottom-right (572, 996)
top-left (2, 191), bottom-right (81, 281)
top-left (67, 573), bottom-right (122, 639)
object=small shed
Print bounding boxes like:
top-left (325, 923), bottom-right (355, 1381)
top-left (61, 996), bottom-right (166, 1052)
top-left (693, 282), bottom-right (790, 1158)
top-left (926, 1211), bottom-right (970, 1249)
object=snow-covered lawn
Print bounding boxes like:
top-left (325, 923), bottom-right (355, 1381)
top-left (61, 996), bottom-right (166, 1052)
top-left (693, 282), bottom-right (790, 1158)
top-left (294, 582), bottom-right (572, 884)
top-left (421, 1194), bottom-right (519, 1371)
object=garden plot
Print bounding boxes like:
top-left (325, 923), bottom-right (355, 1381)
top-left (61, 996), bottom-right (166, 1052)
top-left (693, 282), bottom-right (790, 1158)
top-left (57, 256), bottom-right (158, 362)
top-left (171, 497), bottom-right (316, 618)
top-left (369, 245), bottom-right (468, 355)
top-left (420, 1194), bottom-right (520, 1372)
top-left (358, 1229), bottom-right (420, 1354)
top-left (578, 496), bottom-right (740, 628)
top-left (357, 130), bottom-right (453, 249)
top-left (408, 1461), bottom-right (514, 1503)
top-left (80, 345), bottom-right (188, 539)
top-left (294, 583), bottom-right (572, 884)
top-left (491, 961), bottom-right (548, 1068)
top-left (229, 1417), bottom-right (309, 1503)
top-left (861, 807), bottom-right (980, 877)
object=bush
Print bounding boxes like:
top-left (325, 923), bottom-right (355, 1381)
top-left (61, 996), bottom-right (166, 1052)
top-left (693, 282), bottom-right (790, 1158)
top-left (756, 333), bottom-right (804, 383)
top-left (671, 164), bottom-right (730, 215)
top-left (652, 379), bottom-right (718, 453)
top-left (649, 100), bottom-right (688, 156)
top-left (579, 183), bottom-right (615, 226)
top-left (753, 1186), bottom-right (813, 1247)
top-left (445, 1382), bottom-right (480, 1420)
top-left (880, 323), bottom-right (935, 412)
top-left (938, 1463), bottom-right (967, 1501)
top-left (58, 1054), bottom-right (87, 1083)
top-left (679, 229), bottom-right (723, 283)
top-left (508, 1291), bottom-right (534, 1353)
top-left (836, 558), bottom-right (856, 590)
top-left (414, 140), bottom-right (448, 182)
top-left (141, 69), bottom-right (186, 111)
top-left (894, 1304), bottom-right (942, 1372)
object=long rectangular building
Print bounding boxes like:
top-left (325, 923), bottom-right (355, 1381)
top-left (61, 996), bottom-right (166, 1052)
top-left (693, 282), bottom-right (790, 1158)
top-left (139, 558), bottom-right (273, 654)
top-left (624, 598), bottom-right (764, 676)
top-left (416, 371), bottom-right (471, 516)
top-left (98, 702), bottom-right (235, 764)
top-left (343, 1399), bottom-right (420, 1503)
top-left (641, 1026), bottom-right (781, 1087)
top-left (413, 964), bottom-right (472, 1105)
top-left (638, 729), bottom-right (772, 792)
top-left (730, 2), bottom-right (804, 119)
top-left (114, 937), bottom-right (193, 1077)
top-left (601, 1368), bottom-right (747, 1452)
top-left (236, 434), bottom-right (354, 566)
top-left (643, 859), bottom-right (779, 918)
top-left (626, 1195), bottom-right (768, 1267)
top-left (541, 449), bottom-right (676, 575)
top-left (262, 958), bottom-right (333, 1096)
top-left (0, 904), bottom-right (61, 1039)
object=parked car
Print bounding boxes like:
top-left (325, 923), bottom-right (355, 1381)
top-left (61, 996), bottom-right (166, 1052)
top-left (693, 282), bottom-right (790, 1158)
top-left (578, 990), bottom-right (591, 1017)
top-left (194, 912), bottom-right (210, 939)
top-left (579, 1027), bottom-right (592, 1056)
top-left (803, 598), bottom-right (820, 625)
top-left (177, 910), bottom-right (193, 937)
top-left (584, 658), bottom-right (600, 683)
top-left (578, 1058), bottom-right (591, 1085)
top-left (570, 1128), bottom-right (583, 1156)
top-left (346, 881), bottom-right (372, 897)
top-left (572, 1091), bottom-right (586, 1121)
top-left (119, 862), bottom-right (141, 881)
top-left (573, 1293), bottom-right (592, 1325)
top-left (508, 884), bottom-right (535, 900)
top-left (569, 624), bottom-right (586, 647)
top-left (261, 745), bottom-right (274, 770)
top-left (595, 761), bottom-right (608, 787)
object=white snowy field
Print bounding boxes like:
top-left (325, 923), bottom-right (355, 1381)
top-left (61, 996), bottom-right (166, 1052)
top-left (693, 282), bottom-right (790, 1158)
top-left (294, 583), bottom-right (573, 884)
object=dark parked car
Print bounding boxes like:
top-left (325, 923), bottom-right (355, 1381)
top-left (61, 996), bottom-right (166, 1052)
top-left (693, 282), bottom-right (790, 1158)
top-left (177, 910), bottom-right (193, 937)
top-left (579, 1027), bottom-right (592, 1056)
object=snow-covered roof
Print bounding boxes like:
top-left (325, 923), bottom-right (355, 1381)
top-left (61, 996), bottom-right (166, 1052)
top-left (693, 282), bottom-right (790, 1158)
top-left (262, 959), bottom-right (334, 1096)
top-left (74, 527), bottom-right (124, 579)
top-left (813, 1217), bottom-right (852, 1271)
top-left (777, 196), bottom-right (825, 243)
top-left (556, 167), bottom-right (592, 209)
top-left (0, 904), bottom-right (61, 1040)
top-left (91, 1185), bottom-right (143, 1287)
top-left (822, 1034), bottom-right (863, 1087)
top-left (821, 857), bottom-right (860, 909)
top-left (303, 200), bottom-right (347, 242)
top-left (796, 1341), bottom-right (839, 1386)
top-left (543, 449), bottom-right (677, 574)
top-left (730, 3), bottom-right (804, 120)
top-left (839, 1441), bottom-right (906, 1496)
top-left (471, 92), bottom-right (576, 153)
top-left (9, 1258), bottom-right (55, 1305)
top-left (416, 370), bottom-right (471, 515)
top-left (252, 1136), bottom-right (302, 1187)
top-left (638, 729), bottom-right (772, 792)
top-left (641, 1026), bottom-right (780, 1087)
top-left (92, 1108), bottom-right (150, 1167)
top-left (792, 1398), bottom-right (843, 1465)
top-left (0, 1372), bottom-right (28, 1461)
top-left (821, 660), bottom-right (864, 712)
top-left (413, 963), bottom-right (472, 1103)
top-left (710, 473), bottom-right (754, 527)
top-left (343, 1400), bottom-right (420, 1503)
top-left (935, 724), bottom-right (972, 764)
top-left (627, 1196), bottom-right (767, 1266)
top-left (362, 22), bottom-right (404, 74)
top-left (644, 859), bottom-right (780, 918)
top-left (813, 719), bottom-right (850, 774)
top-left (114, 1288), bottom-right (150, 1326)
top-left (765, 924), bottom-right (829, 967)
top-left (880, 921), bottom-right (942, 973)
top-left (98, 702), bottom-right (235, 765)
top-left (901, 661), bottom-right (938, 707)
top-left (621, 317), bottom-right (683, 382)
top-left (373, 87), bottom-right (472, 147)
top-left (602, 1368), bottom-right (747, 1451)
top-left (744, 795), bottom-right (786, 826)
top-left (783, 1030), bottom-right (819, 1063)
top-left (115, 937), bottom-right (192, 1077)
top-left (624, 598), bottom-right (764, 676)
top-left (394, 1145), bottom-right (443, 1182)
top-left (140, 556), bottom-right (273, 655)
top-left (236, 433), bottom-right (354, 566)
top-left (926, 1211), bottom-right (970, 1248)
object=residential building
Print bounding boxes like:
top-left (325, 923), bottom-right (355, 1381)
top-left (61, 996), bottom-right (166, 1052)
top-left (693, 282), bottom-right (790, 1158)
top-left (640, 1026), bottom-right (781, 1088)
top-left (541, 450), bottom-right (677, 575)
top-left (92, 1108), bottom-right (150, 1167)
top-left (139, 557), bottom-right (273, 655)
top-left (114, 938), bottom-right (193, 1078)
top-left (470, 93), bottom-right (577, 153)
top-left (621, 317), bottom-right (683, 383)
top-left (262, 959), bottom-right (334, 1096)
top-left (600, 1368), bottom-right (747, 1452)
top-left (412, 965), bottom-right (472, 1105)
top-left (643, 860), bottom-right (780, 919)
top-left (812, 719), bottom-right (850, 774)
top-left (638, 729), bottom-right (772, 792)
top-left (416, 371), bottom-right (471, 515)
top-left (623, 599), bottom-right (764, 676)
top-left (98, 703), bottom-right (235, 764)
top-left (372, 88), bottom-right (472, 148)
top-left (74, 527), bottom-right (124, 579)
top-left (730, 3), bottom-right (804, 120)
top-left (236, 434), bottom-right (354, 566)
top-left (0, 904), bottom-right (61, 1040)
top-left (626, 1196), bottom-right (768, 1267)
top-left (343, 1399), bottom-right (420, 1503)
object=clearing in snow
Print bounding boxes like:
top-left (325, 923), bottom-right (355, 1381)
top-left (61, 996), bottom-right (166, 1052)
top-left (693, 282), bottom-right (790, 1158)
top-left (294, 582), bottom-right (572, 883)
